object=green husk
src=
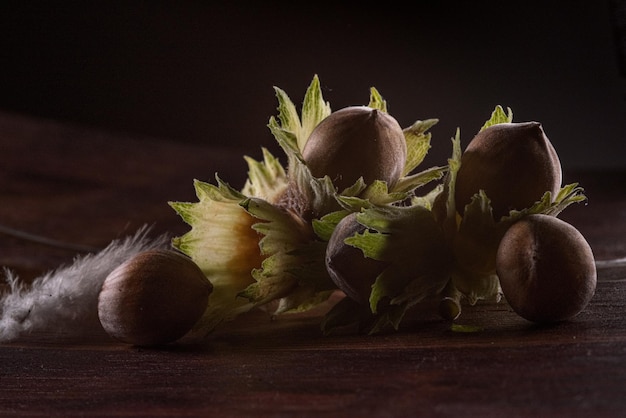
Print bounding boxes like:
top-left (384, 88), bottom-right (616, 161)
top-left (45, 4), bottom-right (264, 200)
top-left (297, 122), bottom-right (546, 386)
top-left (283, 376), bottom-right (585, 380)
top-left (169, 78), bottom-right (587, 339)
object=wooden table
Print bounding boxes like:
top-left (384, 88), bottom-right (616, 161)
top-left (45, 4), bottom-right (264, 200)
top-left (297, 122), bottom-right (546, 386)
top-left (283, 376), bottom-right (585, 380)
top-left (1, 111), bottom-right (625, 417)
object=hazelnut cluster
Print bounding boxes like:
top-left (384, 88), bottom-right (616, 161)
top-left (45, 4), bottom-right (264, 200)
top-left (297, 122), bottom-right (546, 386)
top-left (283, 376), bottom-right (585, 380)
top-left (96, 77), bottom-right (594, 345)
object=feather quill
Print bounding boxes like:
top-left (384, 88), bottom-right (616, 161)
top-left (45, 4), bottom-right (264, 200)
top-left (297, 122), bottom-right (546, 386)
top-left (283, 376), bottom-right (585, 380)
top-left (0, 226), bottom-right (168, 342)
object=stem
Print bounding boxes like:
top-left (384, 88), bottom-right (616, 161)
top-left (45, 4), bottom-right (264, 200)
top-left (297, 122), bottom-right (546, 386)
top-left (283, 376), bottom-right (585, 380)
top-left (438, 280), bottom-right (462, 320)
top-left (0, 223), bottom-right (99, 253)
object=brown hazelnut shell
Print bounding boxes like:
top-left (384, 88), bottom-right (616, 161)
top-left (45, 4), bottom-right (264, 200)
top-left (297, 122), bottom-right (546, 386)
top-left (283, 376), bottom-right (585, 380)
top-left (98, 249), bottom-right (212, 346)
top-left (496, 214), bottom-right (596, 323)
top-left (455, 122), bottom-right (562, 220)
top-left (302, 106), bottom-right (407, 192)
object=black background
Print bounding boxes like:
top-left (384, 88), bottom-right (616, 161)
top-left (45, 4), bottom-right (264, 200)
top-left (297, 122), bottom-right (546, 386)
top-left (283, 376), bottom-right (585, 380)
top-left (1, 1), bottom-right (625, 170)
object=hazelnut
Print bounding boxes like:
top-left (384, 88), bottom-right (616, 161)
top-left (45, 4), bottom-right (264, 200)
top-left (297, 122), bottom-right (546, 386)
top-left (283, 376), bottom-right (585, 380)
top-left (302, 106), bottom-right (407, 192)
top-left (326, 213), bottom-right (388, 305)
top-left (496, 214), bottom-right (596, 323)
top-left (98, 249), bottom-right (212, 346)
top-left (455, 122), bottom-right (562, 219)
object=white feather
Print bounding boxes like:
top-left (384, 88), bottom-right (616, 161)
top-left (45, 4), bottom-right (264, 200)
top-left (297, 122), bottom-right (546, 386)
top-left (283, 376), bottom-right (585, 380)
top-left (0, 226), bottom-right (168, 342)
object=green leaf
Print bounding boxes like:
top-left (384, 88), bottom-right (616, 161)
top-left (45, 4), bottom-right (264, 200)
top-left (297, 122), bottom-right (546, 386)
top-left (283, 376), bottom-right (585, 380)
top-left (361, 180), bottom-right (408, 206)
top-left (241, 258), bottom-right (298, 306)
top-left (502, 183), bottom-right (586, 220)
top-left (368, 268), bottom-right (401, 313)
top-left (542, 183), bottom-right (587, 216)
top-left (368, 302), bottom-right (410, 334)
top-left (241, 197), bottom-right (307, 255)
top-left (452, 190), bottom-right (500, 276)
top-left (345, 205), bottom-right (453, 315)
top-left (402, 118), bottom-right (439, 176)
top-left (449, 190), bottom-right (505, 303)
top-left (449, 183), bottom-right (586, 303)
top-left (169, 177), bottom-right (263, 335)
top-left (268, 115), bottom-right (302, 166)
top-left (438, 128), bottom-right (462, 241)
top-left (392, 165), bottom-right (447, 195)
top-left (338, 176), bottom-right (366, 197)
top-left (368, 87), bottom-right (387, 112)
top-left (239, 196), bottom-right (335, 312)
top-left (312, 210), bottom-right (350, 241)
top-left (480, 105), bottom-right (513, 131)
top-left (300, 74), bottom-right (332, 151)
top-left (268, 75), bottom-right (331, 159)
top-left (275, 287), bottom-right (335, 315)
top-left (189, 271), bottom-right (258, 335)
top-left (451, 323), bottom-right (484, 333)
top-left (411, 183), bottom-right (444, 210)
top-left (273, 86), bottom-right (302, 139)
top-left (241, 148), bottom-right (288, 202)
top-left (346, 228), bottom-right (386, 260)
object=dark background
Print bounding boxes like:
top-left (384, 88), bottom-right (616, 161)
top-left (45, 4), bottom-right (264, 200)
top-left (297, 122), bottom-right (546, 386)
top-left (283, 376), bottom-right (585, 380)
top-left (1, 1), bottom-right (625, 171)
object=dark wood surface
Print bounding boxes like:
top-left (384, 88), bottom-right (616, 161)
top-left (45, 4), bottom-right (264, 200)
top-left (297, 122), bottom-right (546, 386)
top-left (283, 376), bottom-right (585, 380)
top-left (1, 111), bottom-right (625, 417)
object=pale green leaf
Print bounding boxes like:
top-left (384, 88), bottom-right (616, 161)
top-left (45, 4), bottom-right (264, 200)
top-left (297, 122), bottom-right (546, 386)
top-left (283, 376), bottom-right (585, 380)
top-left (501, 183), bottom-right (586, 221)
top-left (392, 165), bottom-right (447, 195)
top-left (273, 86), bottom-right (301, 137)
top-left (340, 177), bottom-right (368, 197)
top-left (267, 116), bottom-right (302, 168)
top-left (451, 323), bottom-right (484, 333)
top-left (241, 147), bottom-right (288, 202)
top-left (275, 288), bottom-right (335, 315)
top-left (239, 195), bottom-right (335, 313)
top-left (480, 105), bottom-right (513, 131)
top-left (411, 183), bottom-right (444, 209)
top-left (312, 210), bottom-right (350, 241)
top-left (402, 118), bottom-right (439, 176)
top-left (438, 129), bottom-right (463, 241)
top-left (368, 87), bottom-right (387, 112)
top-left (335, 195), bottom-right (375, 213)
top-left (300, 74), bottom-right (331, 150)
top-left (169, 177), bottom-right (264, 336)
top-left (361, 180), bottom-right (408, 205)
